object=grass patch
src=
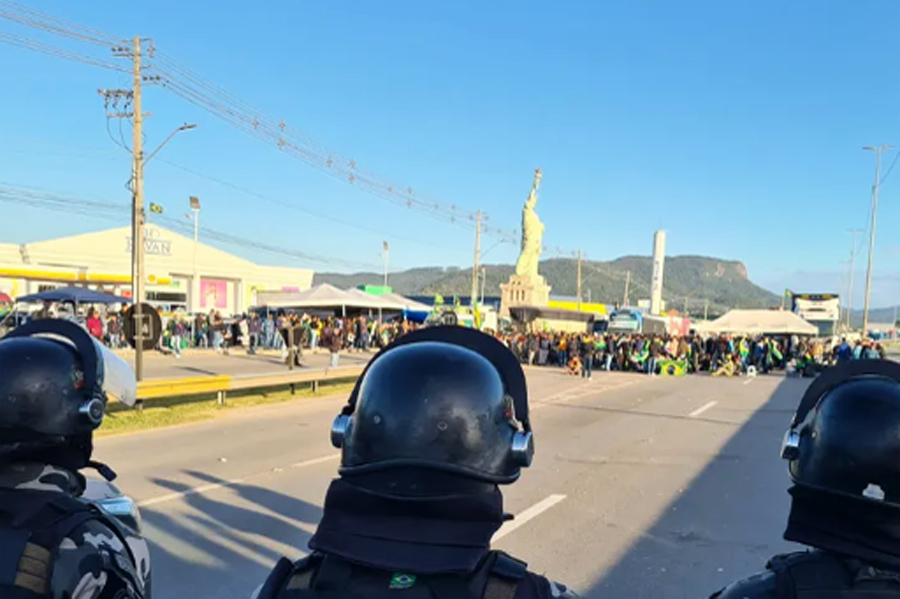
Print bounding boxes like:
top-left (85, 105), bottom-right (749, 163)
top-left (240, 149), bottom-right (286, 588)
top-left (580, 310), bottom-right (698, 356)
top-left (98, 379), bottom-right (356, 437)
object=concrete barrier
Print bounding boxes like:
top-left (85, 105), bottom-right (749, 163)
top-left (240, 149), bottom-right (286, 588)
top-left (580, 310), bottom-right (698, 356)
top-left (136, 366), bottom-right (365, 405)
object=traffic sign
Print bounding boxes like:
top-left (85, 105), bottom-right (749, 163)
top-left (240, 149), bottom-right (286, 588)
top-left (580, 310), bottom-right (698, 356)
top-left (123, 302), bottom-right (162, 350)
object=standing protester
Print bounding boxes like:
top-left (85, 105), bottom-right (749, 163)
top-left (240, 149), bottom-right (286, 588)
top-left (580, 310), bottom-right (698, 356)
top-left (580, 333), bottom-right (594, 379)
top-left (252, 327), bottom-right (578, 599)
top-left (710, 360), bottom-right (900, 599)
top-left (0, 319), bottom-right (149, 599)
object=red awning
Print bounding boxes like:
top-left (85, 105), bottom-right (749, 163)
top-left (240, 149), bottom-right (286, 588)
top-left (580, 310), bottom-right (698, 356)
top-left (0, 293), bottom-right (11, 303)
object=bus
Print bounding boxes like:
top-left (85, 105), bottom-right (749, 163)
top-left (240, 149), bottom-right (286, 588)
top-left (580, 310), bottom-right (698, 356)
top-left (790, 292), bottom-right (840, 337)
top-left (607, 309), bottom-right (668, 336)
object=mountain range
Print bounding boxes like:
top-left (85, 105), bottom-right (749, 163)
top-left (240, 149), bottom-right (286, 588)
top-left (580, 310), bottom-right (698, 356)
top-left (315, 255), bottom-right (781, 314)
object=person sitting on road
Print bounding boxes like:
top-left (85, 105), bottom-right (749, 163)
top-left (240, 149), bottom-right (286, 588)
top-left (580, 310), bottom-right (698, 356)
top-left (252, 326), bottom-right (579, 599)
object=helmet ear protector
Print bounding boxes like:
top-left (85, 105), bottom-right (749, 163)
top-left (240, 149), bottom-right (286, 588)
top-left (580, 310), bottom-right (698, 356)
top-left (781, 359), bottom-right (900, 461)
top-left (6, 319), bottom-right (111, 429)
top-left (331, 326), bottom-right (534, 468)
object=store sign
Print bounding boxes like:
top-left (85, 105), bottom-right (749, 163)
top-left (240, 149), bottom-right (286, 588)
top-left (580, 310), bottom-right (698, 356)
top-left (125, 229), bottom-right (172, 257)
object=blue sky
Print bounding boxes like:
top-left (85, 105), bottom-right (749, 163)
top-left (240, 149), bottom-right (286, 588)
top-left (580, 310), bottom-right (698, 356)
top-left (0, 1), bottom-right (898, 305)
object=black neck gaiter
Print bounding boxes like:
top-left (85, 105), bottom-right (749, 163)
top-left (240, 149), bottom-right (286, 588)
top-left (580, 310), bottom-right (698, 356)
top-left (785, 485), bottom-right (900, 570)
top-left (309, 478), bottom-right (505, 574)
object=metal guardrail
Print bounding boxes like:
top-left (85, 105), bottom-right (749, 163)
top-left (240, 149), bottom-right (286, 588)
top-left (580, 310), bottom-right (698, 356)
top-left (136, 365), bottom-right (365, 405)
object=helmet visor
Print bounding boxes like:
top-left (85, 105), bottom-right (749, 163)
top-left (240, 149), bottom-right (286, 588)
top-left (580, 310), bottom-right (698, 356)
top-left (90, 337), bottom-right (137, 407)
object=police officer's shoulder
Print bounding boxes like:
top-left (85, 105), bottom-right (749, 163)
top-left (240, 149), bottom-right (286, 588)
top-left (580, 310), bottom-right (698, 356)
top-left (522, 572), bottom-right (581, 599)
top-left (52, 516), bottom-right (144, 599)
top-left (709, 569), bottom-right (777, 599)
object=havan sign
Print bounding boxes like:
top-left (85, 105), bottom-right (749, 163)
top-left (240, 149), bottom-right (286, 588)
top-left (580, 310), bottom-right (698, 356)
top-left (125, 230), bottom-right (172, 257)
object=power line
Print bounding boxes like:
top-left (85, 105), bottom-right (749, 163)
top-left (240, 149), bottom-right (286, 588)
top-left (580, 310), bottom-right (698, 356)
top-left (0, 30), bottom-right (127, 72)
top-left (153, 157), bottom-right (469, 252)
top-left (0, 2), bottom-right (520, 245)
top-left (0, 1), bottom-right (124, 47)
top-left (146, 55), bottom-right (521, 243)
top-left (879, 150), bottom-right (900, 187)
top-left (0, 183), bottom-right (379, 270)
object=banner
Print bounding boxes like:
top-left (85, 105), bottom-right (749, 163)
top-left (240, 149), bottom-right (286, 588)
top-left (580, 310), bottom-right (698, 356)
top-left (200, 279), bottom-right (227, 309)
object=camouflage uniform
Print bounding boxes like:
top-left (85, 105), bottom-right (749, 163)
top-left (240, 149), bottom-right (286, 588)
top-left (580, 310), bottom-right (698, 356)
top-left (0, 462), bottom-right (150, 599)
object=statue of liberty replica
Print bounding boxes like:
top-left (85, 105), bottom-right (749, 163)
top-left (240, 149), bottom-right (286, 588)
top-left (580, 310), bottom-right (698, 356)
top-left (515, 168), bottom-right (545, 277)
top-left (500, 168), bottom-right (551, 317)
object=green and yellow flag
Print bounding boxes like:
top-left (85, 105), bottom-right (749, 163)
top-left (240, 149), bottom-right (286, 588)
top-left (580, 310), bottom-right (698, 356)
top-left (149, 203), bottom-right (164, 214)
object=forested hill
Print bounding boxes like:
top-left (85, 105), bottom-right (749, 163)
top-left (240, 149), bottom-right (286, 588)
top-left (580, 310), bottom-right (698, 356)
top-left (315, 255), bottom-right (779, 313)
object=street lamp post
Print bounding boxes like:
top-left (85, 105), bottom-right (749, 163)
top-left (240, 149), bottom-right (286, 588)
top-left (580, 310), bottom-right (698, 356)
top-left (132, 123), bottom-right (197, 382)
top-left (480, 266), bottom-right (487, 306)
top-left (861, 145), bottom-right (894, 335)
top-left (189, 196), bottom-right (201, 315)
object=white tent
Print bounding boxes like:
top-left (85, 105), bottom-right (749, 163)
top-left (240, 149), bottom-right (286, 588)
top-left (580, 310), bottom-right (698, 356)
top-left (702, 309), bottom-right (818, 335)
top-left (343, 288), bottom-right (407, 310)
top-left (256, 283), bottom-right (359, 309)
top-left (378, 291), bottom-right (432, 312)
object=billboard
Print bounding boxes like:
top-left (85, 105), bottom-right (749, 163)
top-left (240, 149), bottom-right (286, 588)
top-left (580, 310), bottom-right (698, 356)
top-left (200, 278), bottom-right (227, 309)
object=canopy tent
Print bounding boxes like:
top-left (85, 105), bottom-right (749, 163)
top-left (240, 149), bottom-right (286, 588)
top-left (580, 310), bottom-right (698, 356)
top-left (343, 288), bottom-right (407, 310)
top-left (0, 292), bottom-right (11, 303)
top-left (699, 309), bottom-right (818, 335)
top-left (378, 292), bottom-right (432, 312)
top-left (256, 283), bottom-right (357, 309)
top-left (15, 286), bottom-right (131, 305)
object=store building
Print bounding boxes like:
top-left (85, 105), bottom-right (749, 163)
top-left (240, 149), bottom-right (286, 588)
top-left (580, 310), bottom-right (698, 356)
top-left (0, 224), bottom-right (314, 315)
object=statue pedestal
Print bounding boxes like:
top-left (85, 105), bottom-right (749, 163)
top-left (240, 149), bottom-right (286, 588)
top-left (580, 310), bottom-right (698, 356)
top-left (500, 274), bottom-right (552, 318)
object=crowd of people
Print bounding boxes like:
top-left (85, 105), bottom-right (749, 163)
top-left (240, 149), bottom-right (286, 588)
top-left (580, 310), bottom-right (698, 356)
top-left (493, 331), bottom-right (888, 377)
top-left (7, 303), bottom-right (891, 379)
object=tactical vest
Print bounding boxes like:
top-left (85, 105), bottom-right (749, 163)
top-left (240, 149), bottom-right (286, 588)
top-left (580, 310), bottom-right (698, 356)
top-left (768, 551), bottom-right (900, 599)
top-left (0, 488), bottom-right (142, 599)
top-left (257, 550), bottom-right (528, 599)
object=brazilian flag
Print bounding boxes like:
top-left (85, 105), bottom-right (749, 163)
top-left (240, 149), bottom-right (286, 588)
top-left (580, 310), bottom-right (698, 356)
top-left (149, 203), bottom-right (163, 214)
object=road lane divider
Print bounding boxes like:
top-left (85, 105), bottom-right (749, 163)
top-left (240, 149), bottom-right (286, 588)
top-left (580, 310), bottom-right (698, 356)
top-left (137, 453), bottom-right (339, 508)
top-left (136, 366), bottom-right (365, 405)
top-left (493, 494), bottom-right (567, 541)
top-left (688, 400), bottom-right (718, 418)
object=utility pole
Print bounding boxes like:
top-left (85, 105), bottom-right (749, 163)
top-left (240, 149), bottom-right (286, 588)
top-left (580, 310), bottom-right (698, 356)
top-left (131, 36), bottom-right (146, 382)
top-left (704, 299), bottom-right (709, 321)
top-left (623, 270), bottom-right (631, 307)
top-left (683, 297), bottom-right (688, 316)
top-left (102, 37), bottom-right (196, 381)
top-left (576, 250), bottom-right (583, 311)
top-left (480, 266), bottom-right (487, 306)
top-left (845, 228), bottom-right (863, 329)
top-left (862, 145), bottom-right (894, 334)
top-left (470, 210), bottom-right (482, 310)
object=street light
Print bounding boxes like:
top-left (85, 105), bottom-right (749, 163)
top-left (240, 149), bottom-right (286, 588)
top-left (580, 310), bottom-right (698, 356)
top-left (861, 144), bottom-right (894, 335)
top-left (189, 196), bottom-right (201, 315)
top-left (143, 123), bottom-right (197, 167)
top-left (131, 123), bottom-right (197, 383)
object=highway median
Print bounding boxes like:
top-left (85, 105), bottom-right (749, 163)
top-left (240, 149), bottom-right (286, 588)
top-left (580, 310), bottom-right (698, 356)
top-left (99, 368), bottom-right (362, 436)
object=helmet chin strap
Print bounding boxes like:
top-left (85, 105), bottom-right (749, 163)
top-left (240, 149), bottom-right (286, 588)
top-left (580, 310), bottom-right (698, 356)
top-left (87, 460), bottom-right (117, 481)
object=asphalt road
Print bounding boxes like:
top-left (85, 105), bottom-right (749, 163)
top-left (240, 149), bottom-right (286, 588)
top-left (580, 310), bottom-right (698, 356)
top-left (94, 368), bottom-right (807, 599)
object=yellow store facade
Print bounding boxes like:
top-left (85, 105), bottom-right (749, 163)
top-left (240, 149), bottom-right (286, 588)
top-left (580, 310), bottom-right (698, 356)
top-left (0, 224), bottom-right (314, 316)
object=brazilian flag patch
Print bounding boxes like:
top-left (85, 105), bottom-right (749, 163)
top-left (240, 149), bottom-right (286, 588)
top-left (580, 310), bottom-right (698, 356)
top-left (389, 573), bottom-right (416, 590)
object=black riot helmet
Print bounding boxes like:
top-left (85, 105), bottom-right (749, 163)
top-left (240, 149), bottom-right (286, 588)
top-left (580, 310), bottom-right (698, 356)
top-left (781, 360), bottom-right (900, 505)
top-left (330, 326), bottom-right (533, 484)
top-left (0, 319), bottom-right (137, 469)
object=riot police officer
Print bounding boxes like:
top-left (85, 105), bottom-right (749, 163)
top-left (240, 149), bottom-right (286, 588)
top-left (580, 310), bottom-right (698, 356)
top-left (254, 326), bottom-right (579, 599)
top-left (710, 359), bottom-right (900, 599)
top-left (0, 319), bottom-right (149, 599)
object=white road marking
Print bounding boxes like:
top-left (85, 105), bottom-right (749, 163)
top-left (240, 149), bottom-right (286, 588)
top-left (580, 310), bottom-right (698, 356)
top-left (493, 494), bottom-right (567, 541)
top-left (138, 453), bottom-right (339, 508)
top-left (743, 378), bottom-right (754, 386)
top-left (688, 400), bottom-right (718, 418)
top-left (533, 378), bottom-right (642, 411)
